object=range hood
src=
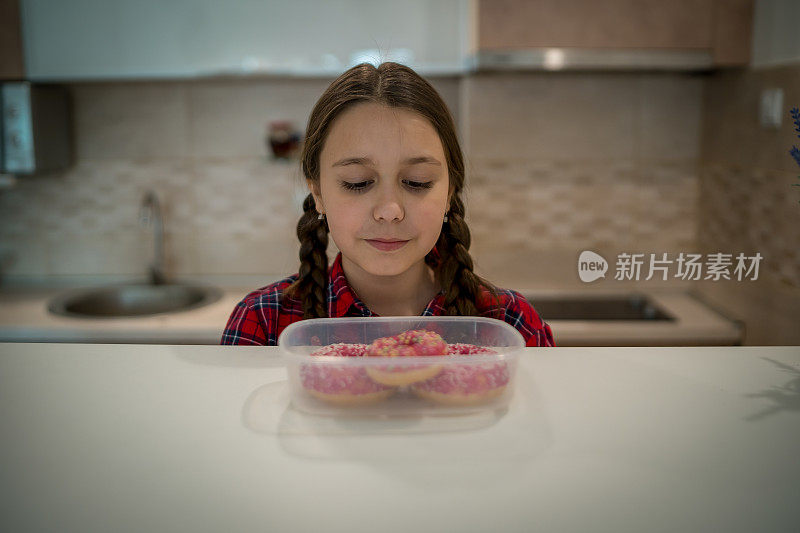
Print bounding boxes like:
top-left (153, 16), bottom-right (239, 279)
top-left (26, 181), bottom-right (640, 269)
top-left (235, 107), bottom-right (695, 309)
top-left (473, 48), bottom-right (714, 72)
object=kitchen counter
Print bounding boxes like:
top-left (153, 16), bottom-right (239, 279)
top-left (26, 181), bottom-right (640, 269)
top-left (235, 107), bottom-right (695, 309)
top-left (0, 285), bottom-right (742, 345)
top-left (1, 343), bottom-right (797, 532)
top-left (0, 285), bottom-right (247, 344)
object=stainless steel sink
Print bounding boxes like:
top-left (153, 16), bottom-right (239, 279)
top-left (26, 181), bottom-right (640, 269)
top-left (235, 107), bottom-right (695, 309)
top-left (524, 293), bottom-right (674, 321)
top-left (48, 283), bottom-right (223, 318)
top-left (48, 190), bottom-right (224, 319)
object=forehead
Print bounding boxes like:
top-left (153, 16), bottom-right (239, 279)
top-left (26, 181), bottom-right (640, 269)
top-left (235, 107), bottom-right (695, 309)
top-left (320, 102), bottom-right (445, 166)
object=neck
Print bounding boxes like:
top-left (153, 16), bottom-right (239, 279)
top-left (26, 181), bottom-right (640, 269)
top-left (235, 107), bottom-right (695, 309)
top-left (341, 256), bottom-right (439, 316)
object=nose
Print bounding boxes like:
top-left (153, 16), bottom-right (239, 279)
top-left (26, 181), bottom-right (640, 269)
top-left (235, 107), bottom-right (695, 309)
top-left (373, 184), bottom-right (404, 222)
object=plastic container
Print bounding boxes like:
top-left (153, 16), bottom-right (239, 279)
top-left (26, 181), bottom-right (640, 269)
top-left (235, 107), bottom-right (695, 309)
top-left (278, 316), bottom-right (525, 417)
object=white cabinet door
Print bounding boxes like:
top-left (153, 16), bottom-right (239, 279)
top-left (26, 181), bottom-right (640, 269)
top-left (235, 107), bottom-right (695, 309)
top-left (21, 0), bottom-right (469, 80)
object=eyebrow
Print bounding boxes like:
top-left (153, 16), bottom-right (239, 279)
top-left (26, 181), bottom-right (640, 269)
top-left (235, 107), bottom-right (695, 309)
top-left (331, 156), bottom-right (442, 167)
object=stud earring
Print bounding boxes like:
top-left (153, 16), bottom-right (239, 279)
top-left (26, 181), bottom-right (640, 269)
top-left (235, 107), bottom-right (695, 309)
top-left (317, 212), bottom-right (325, 220)
top-left (443, 213), bottom-right (449, 223)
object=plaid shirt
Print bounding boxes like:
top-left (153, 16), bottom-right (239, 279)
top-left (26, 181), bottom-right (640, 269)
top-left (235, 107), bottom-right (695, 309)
top-left (221, 252), bottom-right (555, 347)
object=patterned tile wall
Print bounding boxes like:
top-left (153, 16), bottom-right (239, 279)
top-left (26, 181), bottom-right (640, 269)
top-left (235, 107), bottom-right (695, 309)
top-left (0, 76), bottom-right (459, 283)
top-left (0, 71), bottom-right (703, 286)
top-left (693, 64), bottom-right (800, 345)
top-left (698, 65), bottom-right (800, 288)
top-left (461, 72), bottom-right (703, 286)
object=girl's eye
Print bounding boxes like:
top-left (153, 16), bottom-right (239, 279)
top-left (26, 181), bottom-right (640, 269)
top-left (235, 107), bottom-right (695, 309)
top-left (403, 179), bottom-right (433, 191)
top-left (339, 179), bottom-right (433, 193)
top-left (340, 180), bottom-right (373, 192)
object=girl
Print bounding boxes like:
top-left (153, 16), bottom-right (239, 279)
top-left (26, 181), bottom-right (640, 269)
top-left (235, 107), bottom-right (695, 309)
top-left (222, 62), bottom-right (555, 347)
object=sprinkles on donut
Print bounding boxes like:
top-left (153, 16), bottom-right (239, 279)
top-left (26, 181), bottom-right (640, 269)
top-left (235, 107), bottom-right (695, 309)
top-left (364, 329), bottom-right (449, 386)
top-left (412, 344), bottom-right (511, 406)
top-left (298, 333), bottom-right (511, 408)
top-left (301, 343), bottom-right (395, 405)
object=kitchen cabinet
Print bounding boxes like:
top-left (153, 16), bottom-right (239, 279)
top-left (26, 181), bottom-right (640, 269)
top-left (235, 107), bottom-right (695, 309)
top-left (15, 0), bottom-right (757, 80)
top-left (20, 0), bottom-right (469, 80)
top-left (0, 0), bottom-right (24, 79)
top-left (476, 0), bottom-right (755, 69)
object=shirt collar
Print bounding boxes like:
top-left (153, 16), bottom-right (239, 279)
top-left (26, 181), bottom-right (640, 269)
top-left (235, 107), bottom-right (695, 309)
top-left (328, 252), bottom-right (372, 317)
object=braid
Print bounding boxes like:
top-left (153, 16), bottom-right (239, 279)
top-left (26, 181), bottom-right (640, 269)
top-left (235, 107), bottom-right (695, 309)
top-left (282, 193), bottom-right (329, 318)
top-left (434, 195), bottom-right (500, 316)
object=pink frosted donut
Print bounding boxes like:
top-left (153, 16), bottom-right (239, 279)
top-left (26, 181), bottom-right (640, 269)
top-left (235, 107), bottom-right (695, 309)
top-left (301, 343), bottom-right (394, 405)
top-left (412, 345), bottom-right (510, 405)
top-left (447, 343), bottom-right (498, 355)
top-left (364, 330), bottom-right (448, 386)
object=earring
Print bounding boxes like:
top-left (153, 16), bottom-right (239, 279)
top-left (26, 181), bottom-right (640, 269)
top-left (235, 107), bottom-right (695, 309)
top-left (317, 212), bottom-right (325, 220)
top-left (443, 213), bottom-right (449, 223)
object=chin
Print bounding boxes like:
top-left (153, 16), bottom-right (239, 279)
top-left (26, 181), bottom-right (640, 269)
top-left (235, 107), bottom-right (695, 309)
top-left (357, 249), bottom-right (422, 277)
top-left (362, 257), bottom-right (416, 277)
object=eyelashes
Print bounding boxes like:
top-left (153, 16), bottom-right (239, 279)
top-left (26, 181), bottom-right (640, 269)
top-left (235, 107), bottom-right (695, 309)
top-left (339, 179), bottom-right (433, 193)
top-left (340, 180), bottom-right (371, 192)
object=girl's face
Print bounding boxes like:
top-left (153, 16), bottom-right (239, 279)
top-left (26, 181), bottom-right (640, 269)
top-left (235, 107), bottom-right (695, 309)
top-left (311, 102), bottom-right (451, 278)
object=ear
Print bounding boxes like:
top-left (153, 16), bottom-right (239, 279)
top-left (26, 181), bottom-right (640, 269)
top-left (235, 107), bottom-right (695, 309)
top-left (306, 180), bottom-right (324, 214)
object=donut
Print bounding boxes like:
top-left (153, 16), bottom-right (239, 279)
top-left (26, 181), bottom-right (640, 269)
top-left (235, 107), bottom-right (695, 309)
top-left (411, 344), bottom-right (510, 405)
top-left (300, 343), bottom-right (395, 405)
top-left (365, 329), bottom-right (448, 386)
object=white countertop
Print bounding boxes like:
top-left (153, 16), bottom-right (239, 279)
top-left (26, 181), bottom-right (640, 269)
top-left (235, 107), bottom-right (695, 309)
top-left (0, 344), bottom-right (797, 532)
top-left (0, 286), bottom-right (742, 346)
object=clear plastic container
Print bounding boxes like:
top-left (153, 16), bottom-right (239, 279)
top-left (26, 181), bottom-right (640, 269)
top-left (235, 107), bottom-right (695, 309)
top-left (278, 316), bottom-right (525, 417)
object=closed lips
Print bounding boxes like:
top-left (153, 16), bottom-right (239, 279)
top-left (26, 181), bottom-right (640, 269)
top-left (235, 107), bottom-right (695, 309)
top-left (366, 239), bottom-right (409, 251)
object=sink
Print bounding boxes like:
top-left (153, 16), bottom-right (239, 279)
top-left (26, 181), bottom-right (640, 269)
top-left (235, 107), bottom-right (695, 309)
top-left (47, 191), bottom-right (225, 319)
top-left (48, 283), bottom-right (223, 318)
top-left (524, 293), bottom-right (674, 321)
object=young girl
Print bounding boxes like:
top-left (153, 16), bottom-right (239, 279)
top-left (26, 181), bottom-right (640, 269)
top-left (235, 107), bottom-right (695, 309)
top-left (221, 62), bottom-right (555, 347)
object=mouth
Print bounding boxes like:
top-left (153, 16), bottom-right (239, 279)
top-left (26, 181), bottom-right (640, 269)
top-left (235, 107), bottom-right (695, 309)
top-left (365, 239), bottom-right (410, 252)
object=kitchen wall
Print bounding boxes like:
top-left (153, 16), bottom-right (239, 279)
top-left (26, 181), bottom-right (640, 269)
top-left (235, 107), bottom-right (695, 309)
top-left (694, 64), bottom-right (800, 344)
top-left (0, 76), bottom-right (460, 286)
top-left (0, 71), bottom-right (702, 291)
top-left (462, 71), bottom-right (702, 289)
top-left (691, 0), bottom-right (800, 345)
top-left (3, 67), bottom-right (797, 345)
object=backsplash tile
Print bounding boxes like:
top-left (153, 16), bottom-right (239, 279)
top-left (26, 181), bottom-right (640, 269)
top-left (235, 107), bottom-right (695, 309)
top-left (187, 79), bottom-right (332, 159)
top-left (693, 63), bottom-right (800, 345)
top-left (73, 82), bottom-right (190, 159)
top-left (466, 73), bottom-right (639, 160)
top-left (466, 158), bottom-right (698, 255)
top-left (190, 158), bottom-right (304, 239)
top-left (639, 75), bottom-right (703, 160)
top-left (0, 72), bottom-right (702, 286)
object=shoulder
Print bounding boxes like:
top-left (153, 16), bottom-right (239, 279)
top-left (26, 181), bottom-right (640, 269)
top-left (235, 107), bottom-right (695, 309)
top-left (221, 274), bottom-right (301, 346)
top-left (239, 274), bottom-right (301, 310)
top-left (476, 285), bottom-right (556, 347)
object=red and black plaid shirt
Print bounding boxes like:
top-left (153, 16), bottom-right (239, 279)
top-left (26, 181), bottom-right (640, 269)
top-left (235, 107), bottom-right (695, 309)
top-left (221, 252), bottom-right (555, 347)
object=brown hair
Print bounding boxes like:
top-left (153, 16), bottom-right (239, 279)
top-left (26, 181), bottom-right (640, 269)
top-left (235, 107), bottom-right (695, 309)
top-left (283, 62), bottom-right (498, 317)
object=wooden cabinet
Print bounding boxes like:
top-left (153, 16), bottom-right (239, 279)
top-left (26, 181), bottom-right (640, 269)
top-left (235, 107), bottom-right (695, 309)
top-left (8, 0), bottom-right (757, 80)
top-left (0, 0), bottom-right (24, 79)
top-left (477, 0), bottom-right (754, 67)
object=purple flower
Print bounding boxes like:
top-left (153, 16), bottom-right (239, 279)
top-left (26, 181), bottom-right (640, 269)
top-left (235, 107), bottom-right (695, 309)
top-left (791, 109), bottom-right (800, 200)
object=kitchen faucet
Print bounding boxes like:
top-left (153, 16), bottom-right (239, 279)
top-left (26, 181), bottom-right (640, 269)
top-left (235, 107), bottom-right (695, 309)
top-left (139, 190), bottom-right (166, 285)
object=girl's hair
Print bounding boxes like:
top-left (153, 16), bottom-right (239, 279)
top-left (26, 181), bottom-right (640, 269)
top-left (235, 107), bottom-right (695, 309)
top-left (283, 61), bottom-right (498, 318)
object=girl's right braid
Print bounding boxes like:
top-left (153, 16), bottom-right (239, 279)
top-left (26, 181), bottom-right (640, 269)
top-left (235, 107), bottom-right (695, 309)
top-left (283, 193), bottom-right (329, 318)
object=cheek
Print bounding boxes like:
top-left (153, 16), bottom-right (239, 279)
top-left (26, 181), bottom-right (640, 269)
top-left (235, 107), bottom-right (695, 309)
top-left (415, 190), bottom-right (449, 220)
top-left (325, 203), bottom-right (364, 240)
